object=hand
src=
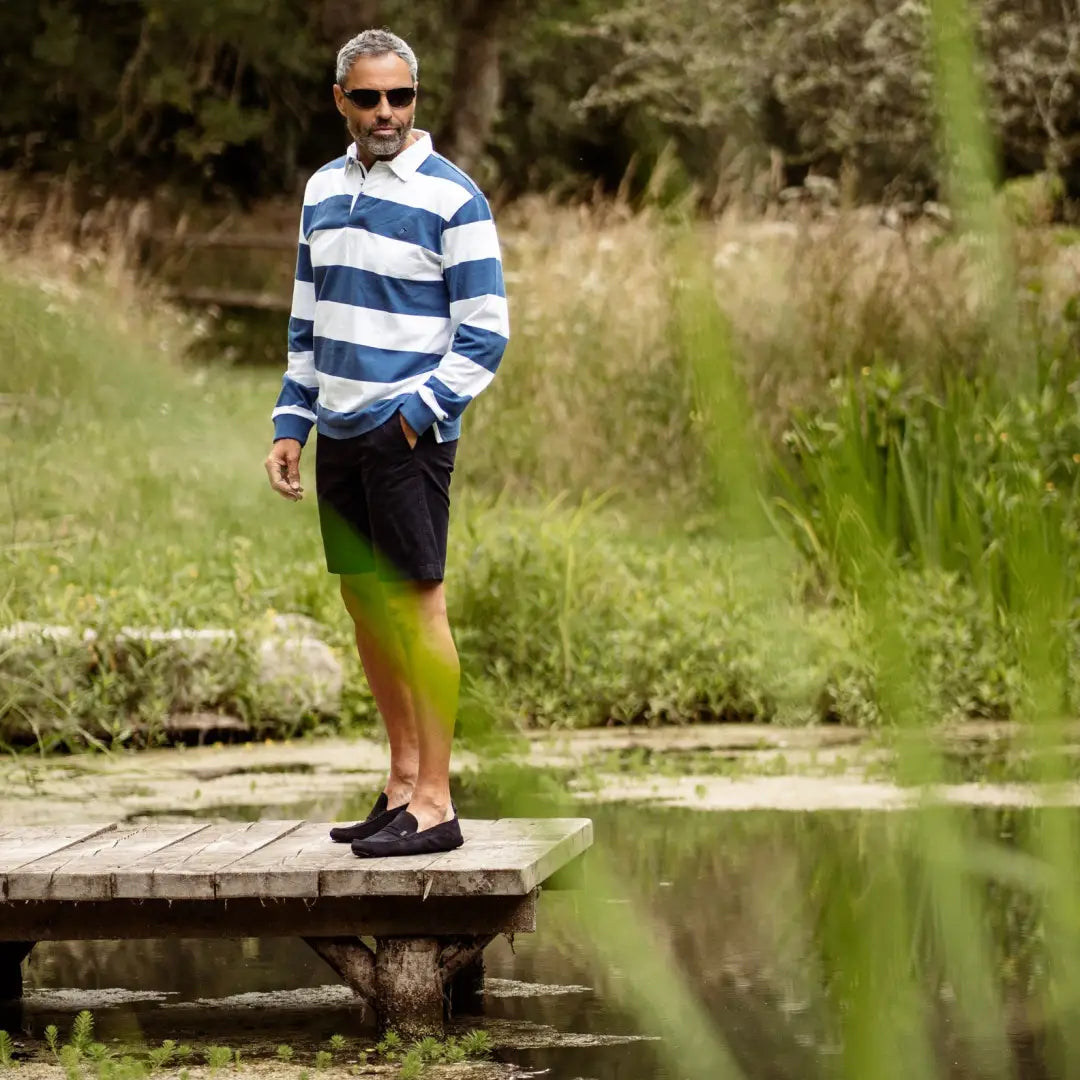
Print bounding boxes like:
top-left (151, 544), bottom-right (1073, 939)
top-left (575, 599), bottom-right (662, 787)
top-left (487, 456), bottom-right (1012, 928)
top-left (399, 413), bottom-right (418, 449)
top-left (265, 439), bottom-right (304, 501)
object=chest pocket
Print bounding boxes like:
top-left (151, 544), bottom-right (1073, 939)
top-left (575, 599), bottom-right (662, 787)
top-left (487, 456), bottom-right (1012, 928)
top-left (352, 200), bottom-right (417, 246)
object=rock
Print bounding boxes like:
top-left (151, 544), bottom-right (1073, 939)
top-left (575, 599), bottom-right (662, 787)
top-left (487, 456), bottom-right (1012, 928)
top-left (157, 712), bottom-right (252, 745)
top-left (256, 615), bottom-right (343, 721)
top-left (0, 617), bottom-right (343, 740)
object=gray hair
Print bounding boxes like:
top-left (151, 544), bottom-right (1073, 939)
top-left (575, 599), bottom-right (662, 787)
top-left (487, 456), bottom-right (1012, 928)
top-left (336, 29), bottom-right (418, 85)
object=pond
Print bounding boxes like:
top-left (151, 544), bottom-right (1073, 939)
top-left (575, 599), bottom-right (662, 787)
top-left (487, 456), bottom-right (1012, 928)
top-left (15, 771), bottom-right (1069, 1080)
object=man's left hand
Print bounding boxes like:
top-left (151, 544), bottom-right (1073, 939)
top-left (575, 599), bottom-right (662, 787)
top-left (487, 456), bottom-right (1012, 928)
top-left (399, 413), bottom-right (418, 449)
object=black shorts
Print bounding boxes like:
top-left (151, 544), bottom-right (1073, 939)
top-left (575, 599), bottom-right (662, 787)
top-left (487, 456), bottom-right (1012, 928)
top-left (315, 414), bottom-right (457, 582)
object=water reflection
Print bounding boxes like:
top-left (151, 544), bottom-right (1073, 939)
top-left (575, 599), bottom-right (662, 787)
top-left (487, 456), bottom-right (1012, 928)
top-left (19, 798), bottom-right (1075, 1080)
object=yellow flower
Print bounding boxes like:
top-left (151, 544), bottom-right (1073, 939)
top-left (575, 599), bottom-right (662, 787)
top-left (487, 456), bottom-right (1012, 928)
top-left (1046, 481), bottom-right (1056, 492)
top-left (999, 431), bottom-right (1009, 442)
top-left (48, 565), bottom-right (59, 575)
top-left (1073, 454), bottom-right (1080, 464)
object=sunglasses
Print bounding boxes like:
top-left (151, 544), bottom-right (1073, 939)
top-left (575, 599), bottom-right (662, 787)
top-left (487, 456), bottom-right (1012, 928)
top-left (339, 86), bottom-right (416, 109)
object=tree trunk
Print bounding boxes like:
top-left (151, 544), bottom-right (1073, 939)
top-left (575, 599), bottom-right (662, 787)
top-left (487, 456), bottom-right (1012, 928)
top-left (321, 1), bottom-right (381, 49)
top-left (437, 0), bottom-right (513, 177)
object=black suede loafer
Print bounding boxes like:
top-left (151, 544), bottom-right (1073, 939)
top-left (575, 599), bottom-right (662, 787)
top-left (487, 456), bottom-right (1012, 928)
top-left (350, 812), bottom-right (464, 858)
top-left (329, 793), bottom-right (409, 843)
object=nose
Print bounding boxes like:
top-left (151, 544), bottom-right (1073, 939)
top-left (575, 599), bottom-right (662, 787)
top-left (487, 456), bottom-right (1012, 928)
top-left (375, 95), bottom-right (393, 121)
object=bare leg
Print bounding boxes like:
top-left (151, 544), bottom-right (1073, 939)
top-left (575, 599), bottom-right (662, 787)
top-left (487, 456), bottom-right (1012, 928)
top-left (340, 574), bottom-right (418, 807)
top-left (386, 581), bottom-right (460, 831)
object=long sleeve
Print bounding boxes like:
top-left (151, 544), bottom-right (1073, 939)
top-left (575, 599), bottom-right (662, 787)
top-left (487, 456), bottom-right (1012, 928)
top-left (399, 192), bottom-right (509, 437)
top-left (271, 216), bottom-right (319, 443)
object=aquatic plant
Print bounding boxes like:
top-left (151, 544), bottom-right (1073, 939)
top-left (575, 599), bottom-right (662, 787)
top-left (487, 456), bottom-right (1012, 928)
top-left (374, 1031), bottom-right (402, 1058)
top-left (203, 1047), bottom-right (232, 1073)
top-left (71, 1011), bottom-right (94, 1055)
top-left (458, 1030), bottom-right (492, 1058)
top-left (397, 1049), bottom-right (423, 1080)
top-left (144, 1040), bottom-right (177, 1070)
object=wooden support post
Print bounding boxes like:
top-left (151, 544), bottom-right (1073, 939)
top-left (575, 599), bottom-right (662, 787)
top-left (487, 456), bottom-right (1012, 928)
top-left (375, 938), bottom-right (444, 1038)
top-left (0, 943), bottom-right (33, 1001)
top-left (440, 935), bottom-right (493, 1018)
top-left (303, 937), bottom-right (376, 1010)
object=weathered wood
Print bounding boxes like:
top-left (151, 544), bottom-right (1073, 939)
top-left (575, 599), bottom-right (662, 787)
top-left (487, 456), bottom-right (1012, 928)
top-left (112, 821), bottom-right (303, 900)
top-left (321, 818), bottom-right (594, 898)
top-left (416, 820), bottom-right (594, 897)
top-left (375, 938), bottom-right (443, 1038)
top-left (0, 824), bottom-right (117, 888)
top-left (214, 821), bottom-right (342, 899)
top-left (0, 818), bottom-right (593, 1030)
top-left (0, 819), bottom-right (591, 902)
top-left (0, 894), bottom-right (536, 941)
top-left (7, 824), bottom-right (211, 901)
top-left (164, 287), bottom-right (291, 312)
top-left (0, 943), bottom-right (32, 1000)
top-left (438, 936), bottom-right (494, 984)
top-left (304, 937), bottom-right (376, 1007)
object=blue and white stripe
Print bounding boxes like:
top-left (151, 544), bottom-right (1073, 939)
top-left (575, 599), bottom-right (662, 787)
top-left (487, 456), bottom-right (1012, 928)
top-left (272, 131), bottom-right (509, 444)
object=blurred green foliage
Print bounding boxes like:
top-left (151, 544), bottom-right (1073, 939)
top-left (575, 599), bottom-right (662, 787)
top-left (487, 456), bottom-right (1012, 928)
top-left (1, 0), bottom-right (1077, 204)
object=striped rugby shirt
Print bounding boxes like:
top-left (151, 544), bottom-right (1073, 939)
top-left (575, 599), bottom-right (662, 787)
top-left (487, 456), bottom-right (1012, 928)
top-left (272, 131), bottom-right (509, 445)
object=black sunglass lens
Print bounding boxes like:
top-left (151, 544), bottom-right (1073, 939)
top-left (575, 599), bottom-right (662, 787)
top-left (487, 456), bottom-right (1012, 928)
top-left (385, 88), bottom-right (415, 108)
top-left (351, 89), bottom-right (382, 108)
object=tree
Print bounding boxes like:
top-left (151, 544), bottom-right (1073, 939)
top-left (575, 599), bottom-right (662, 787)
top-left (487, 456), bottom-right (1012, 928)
top-left (435, 0), bottom-right (516, 177)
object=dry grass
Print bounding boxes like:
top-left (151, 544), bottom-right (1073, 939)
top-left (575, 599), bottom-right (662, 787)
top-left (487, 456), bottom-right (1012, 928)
top-left (3, 173), bottom-right (1078, 508)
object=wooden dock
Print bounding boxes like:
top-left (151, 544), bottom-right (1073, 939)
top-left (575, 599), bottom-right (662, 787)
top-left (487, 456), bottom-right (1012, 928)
top-left (0, 818), bottom-right (592, 1035)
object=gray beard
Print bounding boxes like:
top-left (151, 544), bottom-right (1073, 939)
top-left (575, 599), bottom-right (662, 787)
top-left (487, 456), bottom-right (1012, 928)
top-left (353, 122), bottom-right (412, 160)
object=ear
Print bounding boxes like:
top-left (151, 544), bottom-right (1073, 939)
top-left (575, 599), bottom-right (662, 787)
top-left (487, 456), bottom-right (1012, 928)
top-left (332, 83), bottom-right (347, 117)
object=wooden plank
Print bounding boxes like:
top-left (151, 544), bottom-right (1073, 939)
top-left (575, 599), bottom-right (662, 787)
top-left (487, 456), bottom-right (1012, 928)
top-left (112, 821), bottom-right (303, 900)
top-left (418, 818), bottom-right (593, 896)
top-left (0, 893), bottom-right (536, 941)
top-left (320, 818), bottom-right (594, 899)
top-left (7, 824), bottom-right (211, 902)
top-left (0, 824), bottom-right (117, 888)
top-left (215, 821), bottom-right (338, 899)
top-left (316, 818), bottom-right (533, 899)
top-left (164, 287), bottom-right (290, 312)
top-left (0, 818), bottom-right (594, 903)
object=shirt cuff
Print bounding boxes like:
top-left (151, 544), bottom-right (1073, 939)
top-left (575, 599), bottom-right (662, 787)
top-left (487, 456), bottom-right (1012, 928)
top-left (273, 413), bottom-right (315, 445)
top-left (400, 393), bottom-right (439, 437)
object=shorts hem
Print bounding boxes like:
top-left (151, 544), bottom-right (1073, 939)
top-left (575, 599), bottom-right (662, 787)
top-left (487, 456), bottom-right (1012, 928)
top-left (326, 563), bottom-right (446, 584)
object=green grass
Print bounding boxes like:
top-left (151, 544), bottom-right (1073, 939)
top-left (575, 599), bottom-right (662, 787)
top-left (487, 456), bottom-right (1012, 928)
top-left (0, 267), bottom-right (866, 743)
top-left (3, 207), bottom-right (1079, 748)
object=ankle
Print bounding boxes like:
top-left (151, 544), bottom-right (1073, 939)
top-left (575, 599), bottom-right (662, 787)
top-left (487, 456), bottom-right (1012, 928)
top-left (408, 792), bottom-right (453, 821)
top-left (384, 775), bottom-right (416, 806)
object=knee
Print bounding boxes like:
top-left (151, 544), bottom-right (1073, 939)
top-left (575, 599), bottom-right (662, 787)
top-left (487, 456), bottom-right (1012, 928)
top-left (383, 582), bottom-right (449, 638)
top-left (339, 573), bottom-right (382, 626)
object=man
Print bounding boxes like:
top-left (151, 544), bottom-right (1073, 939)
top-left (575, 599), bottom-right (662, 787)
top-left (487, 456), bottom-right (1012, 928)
top-left (264, 29), bottom-right (509, 858)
